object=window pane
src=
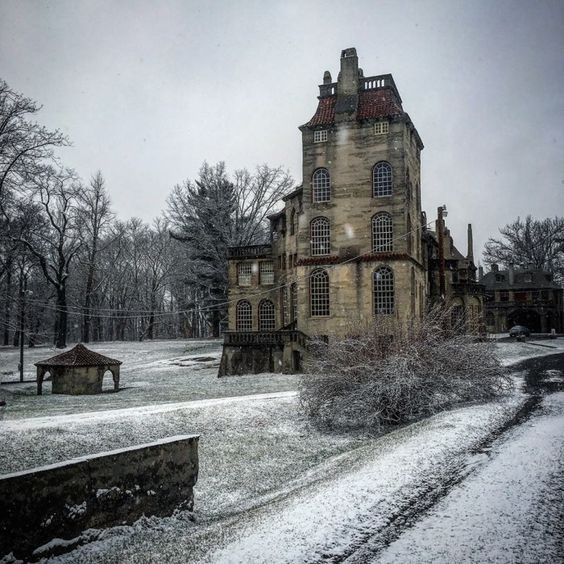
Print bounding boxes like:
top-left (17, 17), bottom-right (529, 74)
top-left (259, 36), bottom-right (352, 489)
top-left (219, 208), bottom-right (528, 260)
top-left (238, 263), bottom-right (252, 286)
top-left (258, 300), bottom-right (275, 331)
top-left (312, 169), bottom-right (331, 202)
top-left (236, 300), bottom-right (252, 331)
top-left (310, 217), bottom-right (331, 256)
top-left (310, 269), bottom-right (329, 316)
top-left (259, 261), bottom-right (274, 285)
top-left (372, 213), bottom-right (393, 252)
top-left (373, 162), bottom-right (393, 197)
top-left (373, 267), bottom-right (394, 314)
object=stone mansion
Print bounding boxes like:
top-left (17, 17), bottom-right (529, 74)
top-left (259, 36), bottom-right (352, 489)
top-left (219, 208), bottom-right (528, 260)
top-left (219, 48), bottom-right (483, 376)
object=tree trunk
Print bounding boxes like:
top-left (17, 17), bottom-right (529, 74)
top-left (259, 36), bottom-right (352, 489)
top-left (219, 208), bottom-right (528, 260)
top-left (54, 287), bottom-right (68, 348)
top-left (3, 259), bottom-right (12, 346)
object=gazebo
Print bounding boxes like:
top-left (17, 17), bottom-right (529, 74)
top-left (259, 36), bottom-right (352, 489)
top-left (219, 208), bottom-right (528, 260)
top-left (35, 344), bottom-right (122, 396)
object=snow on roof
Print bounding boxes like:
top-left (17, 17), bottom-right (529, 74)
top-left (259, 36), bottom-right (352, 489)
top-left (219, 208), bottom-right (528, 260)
top-left (35, 343), bottom-right (122, 368)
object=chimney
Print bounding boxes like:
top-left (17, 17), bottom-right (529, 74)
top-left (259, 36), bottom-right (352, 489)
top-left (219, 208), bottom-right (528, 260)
top-left (467, 224), bottom-right (474, 263)
top-left (508, 264), bottom-right (514, 285)
top-left (335, 48), bottom-right (359, 119)
top-left (478, 265), bottom-right (484, 280)
top-left (323, 71), bottom-right (332, 85)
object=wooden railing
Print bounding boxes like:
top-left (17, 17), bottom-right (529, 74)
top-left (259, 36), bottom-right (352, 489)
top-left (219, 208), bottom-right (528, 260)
top-left (223, 330), bottom-right (308, 349)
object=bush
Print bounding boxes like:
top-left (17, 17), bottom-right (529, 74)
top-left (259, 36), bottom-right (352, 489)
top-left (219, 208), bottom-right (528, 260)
top-left (299, 306), bottom-right (512, 432)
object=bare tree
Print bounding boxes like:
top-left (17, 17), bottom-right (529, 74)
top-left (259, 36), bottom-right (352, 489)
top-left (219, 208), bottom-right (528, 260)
top-left (484, 216), bottom-right (564, 282)
top-left (300, 305), bottom-right (511, 432)
top-left (6, 167), bottom-right (83, 348)
top-left (0, 79), bottom-right (68, 201)
top-left (76, 171), bottom-right (114, 342)
top-left (167, 162), bottom-right (293, 336)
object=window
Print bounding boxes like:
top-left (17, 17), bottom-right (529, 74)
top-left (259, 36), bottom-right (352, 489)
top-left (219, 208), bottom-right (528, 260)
top-left (371, 213), bottom-right (393, 252)
top-left (373, 267), bottom-right (394, 314)
top-left (290, 209), bottom-right (296, 235)
top-left (374, 121), bottom-right (389, 135)
top-left (500, 290), bottom-right (509, 302)
top-left (259, 261), bottom-right (274, 285)
top-left (236, 300), bottom-right (252, 331)
top-left (310, 217), bottom-right (331, 256)
top-left (373, 161), bottom-right (393, 197)
top-left (312, 168), bottom-right (331, 202)
top-left (291, 283), bottom-right (298, 322)
top-left (258, 299), bottom-right (275, 331)
top-left (314, 130), bottom-right (328, 143)
top-left (237, 263), bottom-right (252, 286)
top-left (310, 269), bottom-right (329, 316)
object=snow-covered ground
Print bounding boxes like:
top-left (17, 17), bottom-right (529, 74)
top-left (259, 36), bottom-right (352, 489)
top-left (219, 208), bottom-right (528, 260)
top-left (0, 339), bottom-right (298, 419)
top-left (0, 338), bottom-right (563, 562)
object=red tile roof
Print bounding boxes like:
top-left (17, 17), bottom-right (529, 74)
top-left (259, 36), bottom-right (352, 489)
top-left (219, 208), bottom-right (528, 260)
top-left (36, 344), bottom-right (122, 367)
top-left (304, 87), bottom-right (404, 127)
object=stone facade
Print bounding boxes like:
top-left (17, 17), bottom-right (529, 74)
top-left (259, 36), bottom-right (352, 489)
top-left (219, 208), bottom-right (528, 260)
top-left (481, 265), bottom-right (563, 333)
top-left (219, 48), bottom-right (483, 376)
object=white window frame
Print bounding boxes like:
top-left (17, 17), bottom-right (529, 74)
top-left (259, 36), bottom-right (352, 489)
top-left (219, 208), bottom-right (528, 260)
top-left (374, 121), bottom-right (389, 135)
top-left (310, 217), bottom-right (331, 256)
top-left (258, 299), bottom-right (276, 331)
top-left (237, 262), bottom-right (252, 286)
top-left (312, 168), bottom-right (331, 203)
top-left (236, 300), bottom-right (253, 331)
top-left (259, 261), bottom-right (274, 285)
top-left (373, 161), bottom-right (393, 197)
top-left (313, 130), bottom-right (328, 143)
top-left (372, 213), bottom-right (393, 253)
top-left (373, 267), bottom-right (395, 315)
top-left (310, 269), bottom-right (330, 317)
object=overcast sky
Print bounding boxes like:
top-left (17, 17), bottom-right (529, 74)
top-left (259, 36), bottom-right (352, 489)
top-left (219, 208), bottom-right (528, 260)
top-left (1, 0), bottom-right (563, 262)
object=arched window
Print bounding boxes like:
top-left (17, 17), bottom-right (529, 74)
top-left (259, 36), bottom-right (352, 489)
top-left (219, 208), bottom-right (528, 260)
top-left (310, 217), bottom-right (331, 256)
top-left (373, 162), bottom-right (393, 197)
top-left (312, 168), bottom-right (331, 202)
top-left (373, 267), bottom-right (394, 315)
top-left (310, 269), bottom-right (329, 316)
top-left (236, 300), bottom-right (252, 331)
top-left (258, 299), bottom-right (275, 331)
top-left (372, 213), bottom-right (393, 252)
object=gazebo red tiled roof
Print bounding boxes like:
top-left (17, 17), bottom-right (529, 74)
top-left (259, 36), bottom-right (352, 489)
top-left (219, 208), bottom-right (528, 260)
top-left (35, 344), bottom-right (122, 368)
top-left (304, 87), bottom-right (404, 127)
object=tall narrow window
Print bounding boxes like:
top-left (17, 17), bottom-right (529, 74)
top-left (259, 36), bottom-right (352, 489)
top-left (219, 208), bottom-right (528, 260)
top-left (373, 267), bottom-right (394, 314)
top-left (258, 299), bottom-right (275, 331)
top-left (372, 213), bottom-right (393, 252)
top-left (236, 300), bottom-right (252, 331)
top-left (237, 263), bottom-right (252, 286)
top-left (291, 283), bottom-right (298, 322)
top-left (310, 269), bottom-right (329, 316)
top-left (373, 162), bottom-right (393, 197)
top-left (312, 168), bottom-right (331, 202)
top-left (259, 261), bottom-right (274, 285)
top-left (290, 209), bottom-right (296, 235)
top-left (310, 217), bottom-right (331, 256)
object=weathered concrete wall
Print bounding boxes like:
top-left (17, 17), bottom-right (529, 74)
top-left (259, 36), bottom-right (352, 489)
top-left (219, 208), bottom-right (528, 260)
top-left (219, 344), bottom-right (285, 376)
top-left (0, 435), bottom-right (199, 560)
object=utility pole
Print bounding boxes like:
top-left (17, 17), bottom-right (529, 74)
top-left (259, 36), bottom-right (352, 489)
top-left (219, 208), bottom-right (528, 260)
top-left (437, 206), bottom-right (448, 300)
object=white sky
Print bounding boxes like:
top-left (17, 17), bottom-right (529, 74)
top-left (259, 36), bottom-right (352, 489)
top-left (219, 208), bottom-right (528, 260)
top-left (1, 0), bottom-right (563, 262)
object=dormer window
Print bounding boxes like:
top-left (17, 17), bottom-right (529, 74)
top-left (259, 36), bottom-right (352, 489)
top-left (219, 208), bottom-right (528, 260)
top-left (374, 121), bottom-right (389, 135)
top-left (314, 130), bottom-right (328, 143)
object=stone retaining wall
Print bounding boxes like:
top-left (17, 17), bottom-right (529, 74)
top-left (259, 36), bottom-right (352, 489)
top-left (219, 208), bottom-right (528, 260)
top-left (0, 434), bottom-right (199, 560)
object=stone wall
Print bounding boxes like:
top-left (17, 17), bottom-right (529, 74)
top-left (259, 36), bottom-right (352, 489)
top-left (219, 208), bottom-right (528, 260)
top-left (0, 435), bottom-right (199, 560)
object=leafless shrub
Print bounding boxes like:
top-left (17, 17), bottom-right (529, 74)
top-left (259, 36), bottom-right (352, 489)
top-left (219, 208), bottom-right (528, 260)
top-left (299, 305), bottom-right (512, 432)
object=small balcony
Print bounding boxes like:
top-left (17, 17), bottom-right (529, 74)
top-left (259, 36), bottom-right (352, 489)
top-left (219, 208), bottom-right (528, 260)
top-left (223, 330), bottom-right (308, 349)
top-left (227, 244), bottom-right (272, 259)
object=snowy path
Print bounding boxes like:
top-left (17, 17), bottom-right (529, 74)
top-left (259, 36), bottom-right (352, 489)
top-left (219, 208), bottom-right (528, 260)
top-left (373, 392), bottom-right (564, 564)
top-left (0, 390), bottom-right (297, 431)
